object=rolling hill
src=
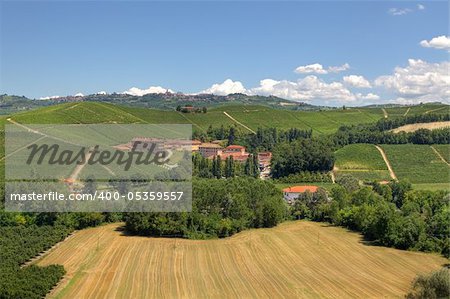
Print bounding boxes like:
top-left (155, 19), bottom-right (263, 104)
top-left (8, 101), bottom-right (386, 134)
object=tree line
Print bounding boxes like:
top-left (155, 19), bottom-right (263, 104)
top-left (192, 153), bottom-right (260, 178)
top-left (124, 178), bottom-right (286, 239)
top-left (0, 225), bottom-right (70, 299)
top-left (289, 178), bottom-right (449, 256)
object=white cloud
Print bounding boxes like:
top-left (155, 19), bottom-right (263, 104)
top-left (328, 63), bottom-right (350, 73)
top-left (199, 79), bottom-right (247, 95)
top-left (343, 75), bottom-right (372, 88)
top-left (249, 76), bottom-right (357, 103)
top-left (417, 4), bottom-right (425, 10)
top-left (375, 59), bottom-right (450, 103)
top-left (39, 95), bottom-right (60, 100)
top-left (294, 63), bottom-right (327, 74)
top-left (96, 91), bottom-right (107, 95)
top-left (74, 93), bottom-right (84, 97)
top-left (388, 8), bottom-right (413, 16)
top-left (294, 63), bottom-right (349, 74)
top-left (356, 93), bottom-right (380, 100)
top-left (122, 86), bottom-right (174, 96)
top-left (420, 35), bottom-right (450, 51)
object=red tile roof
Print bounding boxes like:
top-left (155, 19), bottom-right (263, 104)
top-left (199, 143), bottom-right (223, 149)
top-left (282, 186), bottom-right (319, 193)
top-left (226, 145), bottom-right (245, 149)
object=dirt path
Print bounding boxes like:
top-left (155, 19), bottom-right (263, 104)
top-left (403, 107), bottom-right (410, 117)
top-left (68, 150), bottom-right (93, 180)
top-left (381, 108), bottom-right (388, 118)
top-left (330, 172), bottom-right (336, 184)
top-left (431, 146), bottom-right (450, 167)
top-left (223, 111), bottom-right (256, 134)
top-left (6, 118), bottom-right (83, 147)
top-left (0, 134), bottom-right (46, 162)
top-left (330, 167), bottom-right (338, 183)
top-left (425, 106), bottom-right (448, 114)
top-left (375, 145), bottom-right (397, 181)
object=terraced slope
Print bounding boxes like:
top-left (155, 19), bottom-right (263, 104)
top-left (37, 222), bottom-right (446, 299)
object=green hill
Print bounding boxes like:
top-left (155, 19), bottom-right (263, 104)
top-left (9, 102), bottom-right (386, 134)
top-left (334, 144), bottom-right (391, 181)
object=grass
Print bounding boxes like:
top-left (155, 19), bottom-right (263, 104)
top-left (412, 183), bottom-right (450, 192)
top-left (37, 222), bottom-right (447, 299)
top-left (334, 144), bottom-right (391, 182)
top-left (381, 144), bottom-right (450, 184)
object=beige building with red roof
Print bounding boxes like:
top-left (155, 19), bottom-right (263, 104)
top-left (282, 185), bottom-right (319, 201)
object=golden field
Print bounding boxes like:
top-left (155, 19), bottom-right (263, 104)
top-left (38, 221), bottom-right (447, 299)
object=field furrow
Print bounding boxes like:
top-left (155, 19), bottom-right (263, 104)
top-left (37, 222), bottom-right (447, 299)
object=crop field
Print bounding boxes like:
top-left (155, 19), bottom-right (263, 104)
top-left (334, 144), bottom-right (391, 181)
top-left (10, 102), bottom-right (387, 134)
top-left (381, 144), bottom-right (450, 184)
top-left (431, 144), bottom-right (450, 164)
top-left (37, 221), bottom-right (446, 299)
top-left (391, 121), bottom-right (450, 133)
top-left (408, 104), bottom-right (449, 115)
top-left (9, 102), bottom-right (449, 136)
top-left (383, 104), bottom-right (449, 118)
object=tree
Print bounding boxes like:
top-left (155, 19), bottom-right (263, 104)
top-left (336, 174), bottom-right (359, 193)
top-left (227, 127), bottom-right (236, 145)
top-left (212, 156), bottom-right (222, 178)
top-left (225, 156), bottom-right (235, 178)
top-left (407, 268), bottom-right (450, 299)
top-left (252, 154), bottom-right (260, 178)
top-left (82, 175), bottom-right (97, 195)
top-left (244, 156), bottom-right (253, 176)
top-left (389, 181), bottom-right (412, 208)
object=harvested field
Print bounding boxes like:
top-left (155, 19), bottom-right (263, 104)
top-left (38, 222), bottom-right (447, 299)
top-left (391, 121), bottom-right (450, 133)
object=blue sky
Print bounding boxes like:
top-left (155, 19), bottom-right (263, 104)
top-left (1, 1), bottom-right (448, 106)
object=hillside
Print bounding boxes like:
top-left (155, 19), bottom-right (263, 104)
top-left (334, 143), bottom-right (450, 190)
top-left (37, 221), bottom-right (447, 299)
top-left (8, 102), bottom-right (386, 134)
top-left (334, 144), bottom-right (391, 181)
top-left (1, 93), bottom-right (318, 115)
top-left (381, 145), bottom-right (450, 186)
top-left (2, 93), bottom-right (449, 115)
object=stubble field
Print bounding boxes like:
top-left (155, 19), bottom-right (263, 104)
top-left (38, 221), bottom-right (446, 299)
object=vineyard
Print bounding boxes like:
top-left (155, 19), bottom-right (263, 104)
top-left (0, 225), bottom-right (71, 299)
top-left (334, 144), bottom-right (390, 181)
top-left (381, 144), bottom-right (450, 184)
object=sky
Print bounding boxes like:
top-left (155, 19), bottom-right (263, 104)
top-left (0, 1), bottom-right (449, 106)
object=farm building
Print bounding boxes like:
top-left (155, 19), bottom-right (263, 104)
top-left (282, 185), bottom-right (319, 201)
top-left (258, 152), bottom-right (272, 171)
top-left (199, 143), bottom-right (223, 158)
top-left (191, 140), bottom-right (202, 151)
